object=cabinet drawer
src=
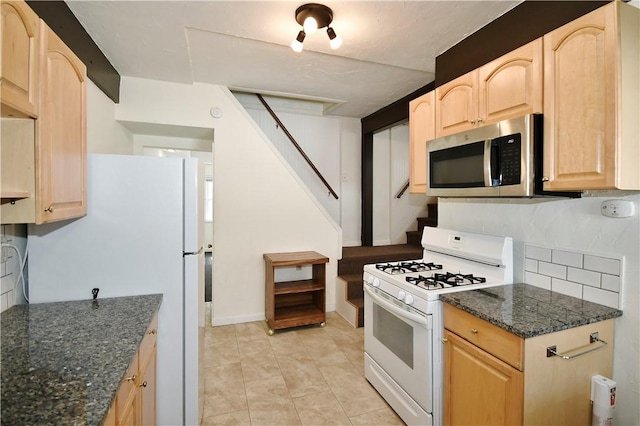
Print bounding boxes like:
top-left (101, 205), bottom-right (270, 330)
top-left (139, 312), bottom-right (158, 366)
top-left (444, 304), bottom-right (523, 370)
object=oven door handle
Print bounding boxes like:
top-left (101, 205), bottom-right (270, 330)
top-left (364, 285), bottom-right (432, 329)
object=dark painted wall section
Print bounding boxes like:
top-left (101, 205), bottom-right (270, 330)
top-left (27, 1), bottom-right (120, 103)
top-left (359, 0), bottom-right (612, 246)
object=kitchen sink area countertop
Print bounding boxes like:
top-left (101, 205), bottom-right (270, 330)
top-left (1, 294), bottom-right (163, 425)
top-left (440, 283), bottom-right (622, 338)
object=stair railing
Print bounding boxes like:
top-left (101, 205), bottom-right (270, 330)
top-left (256, 94), bottom-right (339, 200)
top-left (395, 179), bottom-right (410, 199)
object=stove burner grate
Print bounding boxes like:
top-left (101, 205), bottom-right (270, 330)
top-left (406, 275), bottom-right (445, 289)
top-left (376, 261), bottom-right (443, 275)
top-left (434, 272), bottom-right (487, 286)
top-left (406, 272), bottom-right (487, 289)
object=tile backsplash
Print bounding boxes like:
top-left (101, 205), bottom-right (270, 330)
top-left (1, 224), bottom-right (16, 312)
top-left (524, 244), bottom-right (622, 309)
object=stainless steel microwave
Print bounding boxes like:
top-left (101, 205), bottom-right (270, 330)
top-left (427, 114), bottom-right (539, 197)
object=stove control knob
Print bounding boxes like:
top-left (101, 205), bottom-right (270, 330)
top-left (372, 278), bottom-right (381, 287)
top-left (404, 294), bottom-right (414, 305)
top-left (398, 291), bottom-right (406, 301)
top-left (367, 276), bottom-right (374, 284)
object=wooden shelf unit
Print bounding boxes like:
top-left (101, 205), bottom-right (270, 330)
top-left (264, 251), bottom-right (329, 335)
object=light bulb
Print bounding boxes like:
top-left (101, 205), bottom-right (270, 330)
top-left (291, 30), bottom-right (305, 53)
top-left (303, 16), bottom-right (318, 34)
top-left (329, 35), bottom-right (342, 49)
top-left (290, 40), bottom-right (303, 53)
top-left (327, 27), bottom-right (342, 50)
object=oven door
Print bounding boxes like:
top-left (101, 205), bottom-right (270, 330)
top-left (364, 284), bottom-right (433, 413)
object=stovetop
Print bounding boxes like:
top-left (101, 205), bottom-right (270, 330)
top-left (364, 257), bottom-right (510, 302)
top-left (363, 227), bottom-right (514, 302)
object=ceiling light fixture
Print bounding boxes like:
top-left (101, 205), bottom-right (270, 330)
top-left (291, 3), bottom-right (342, 53)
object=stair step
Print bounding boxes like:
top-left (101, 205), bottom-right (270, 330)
top-left (348, 297), bottom-right (364, 328)
top-left (417, 216), bottom-right (438, 229)
top-left (338, 244), bottom-right (423, 276)
top-left (341, 274), bottom-right (364, 301)
top-left (427, 203), bottom-right (438, 218)
top-left (406, 230), bottom-right (422, 246)
top-left (337, 203), bottom-right (438, 329)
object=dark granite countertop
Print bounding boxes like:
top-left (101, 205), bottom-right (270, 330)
top-left (440, 283), bottom-right (622, 339)
top-left (1, 294), bottom-right (162, 426)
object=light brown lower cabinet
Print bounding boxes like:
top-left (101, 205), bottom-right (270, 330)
top-left (103, 313), bottom-right (158, 426)
top-left (444, 304), bottom-right (614, 426)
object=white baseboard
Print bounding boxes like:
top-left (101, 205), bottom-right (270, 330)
top-left (342, 240), bottom-right (361, 247)
top-left (212, 306), bottom-right (337, 327)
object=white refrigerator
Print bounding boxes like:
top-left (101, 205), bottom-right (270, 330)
top-left (27, 153), bottom-right (205, 425)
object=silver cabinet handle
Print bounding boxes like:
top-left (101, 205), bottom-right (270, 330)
top-left (477, 118), bottom-right (484, 123)
top-left (546, 332), bottom-right (607, 360)
top-left (471, 328), bottom-right (478, 334)
top-left (45, 206), bottom-right (54, 213)
top-left (470, 119), bottom-right (476, 124)
top-left (541, 177), bottom-right (550, 182)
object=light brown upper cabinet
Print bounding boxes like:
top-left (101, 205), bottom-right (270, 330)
top-left (435, 39), bottom-right (543, 138)
top-left (409, 91), bottom-right (435, 194)
top-left (1, 18), bottom-right (87, 224)
top-left (36, 21), bottom-right (87, 223)
top-left (543, 2), bottom-right (639, 191)
top-left (1, 0), bottom-right (40, 118)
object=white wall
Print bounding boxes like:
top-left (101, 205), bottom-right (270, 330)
top-left (339, 117), bottom-right (362, 247)
top-left (438, 193), bottom-right (640, 425)
top-left (86, 80), bottom-right (133, 154)
top-left (115, 77), bottom-right (342, 325)
top-left (242, 106), bottom-right (342, 223)
top-left (236, 95), bottom-right (361, 241)
top-left (372, 130), bottom-right (391, 245)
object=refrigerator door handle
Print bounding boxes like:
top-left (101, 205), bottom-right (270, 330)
top-left (183, 246), bottom-right (204, 256)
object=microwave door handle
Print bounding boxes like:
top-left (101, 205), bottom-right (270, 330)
top-left (488, 139), bottom-right (502, 186)
top-left (484, 140), bottom-right (493, 187)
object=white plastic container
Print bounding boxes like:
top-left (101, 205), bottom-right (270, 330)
top-left (591, 375), bottom-right (616, 426)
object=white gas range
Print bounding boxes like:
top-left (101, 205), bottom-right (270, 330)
top-left (363, 227), bottom-right (513, 426)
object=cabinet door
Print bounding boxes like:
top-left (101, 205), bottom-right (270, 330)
top-left (543, 4), bottom-right (617, 190)
top-left (116, 356), bottom-right (139, 426)
top-left (139, 348), bottom-right (157, 426)
top-left (435, 71), bottom-right (477, 137)
top-left (1, 0), bottom-right (39, 117)
top-left (36, 21), bottom-right (87, 223)
top-left (409, 91), bottom-right (434, 194)
top-left (444, 330), bottom-right (523, 426)
top-left (478, 38), bottom-right (543, 125)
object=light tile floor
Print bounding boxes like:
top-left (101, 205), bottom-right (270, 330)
top-left (201, 312), bottom-right (405, 425)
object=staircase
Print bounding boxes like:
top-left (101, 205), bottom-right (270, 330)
top-left (405, 203), bottom-right (438, 246)
top-left (336, 203), bottom-right (438, 327)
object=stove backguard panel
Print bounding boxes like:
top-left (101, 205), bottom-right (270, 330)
top-left (524, 244), bottom-right (622, 309)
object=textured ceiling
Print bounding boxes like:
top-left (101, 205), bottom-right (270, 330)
top-left (66, 1), bottom-right (522, 118)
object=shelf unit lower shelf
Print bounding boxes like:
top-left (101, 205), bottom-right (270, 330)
top-left (264, 251), bottom-right (329, 335)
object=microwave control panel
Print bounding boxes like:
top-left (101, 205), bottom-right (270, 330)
top-left (494, 133), bottom-right (521, 186)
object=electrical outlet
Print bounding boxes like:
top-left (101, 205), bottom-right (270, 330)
top-left (601, 200), bottom-right (635, 218)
